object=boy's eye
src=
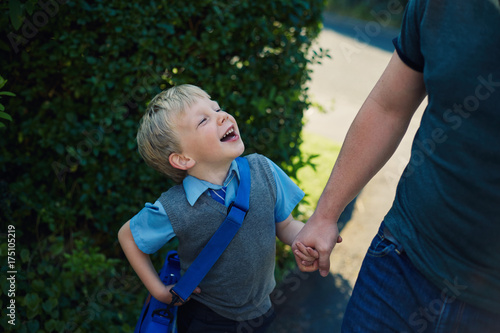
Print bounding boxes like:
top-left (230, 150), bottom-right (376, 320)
top-left (215, 109), bottom-right (221, 112)
top-left (198, 118), bottom-right (207, 126)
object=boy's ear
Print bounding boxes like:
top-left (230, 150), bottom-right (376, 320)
top-left (169, 153), bottom-right (196, 170)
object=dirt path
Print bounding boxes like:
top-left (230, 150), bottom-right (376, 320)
top-left (269, 14), bottom-right (427, 332)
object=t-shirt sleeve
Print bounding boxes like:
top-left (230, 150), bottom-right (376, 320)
top-left (129, 200), bottom-right (176, 254)
top-left (393, 0), bottom-right (426, 72)
top-left (264, 157), bottom-right (305, 223)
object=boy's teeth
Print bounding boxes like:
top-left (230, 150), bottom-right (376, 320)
top-left (223, 128), bottom-right (234, 138)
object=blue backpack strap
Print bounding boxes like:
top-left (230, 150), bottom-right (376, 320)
top-left (170, 156), bottom-right (251, 304)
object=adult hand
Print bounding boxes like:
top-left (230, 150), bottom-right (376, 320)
top-left (292, 212), bottom-right (342, 277)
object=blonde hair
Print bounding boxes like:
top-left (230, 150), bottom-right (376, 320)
top-left (137, 84), bottom-right (210, 183)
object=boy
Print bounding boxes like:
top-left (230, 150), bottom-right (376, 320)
top-left (118, 84), bottom-right (327, 332)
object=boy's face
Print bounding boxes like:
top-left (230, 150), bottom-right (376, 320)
top-left (175, 97), bottom-right (245, 168)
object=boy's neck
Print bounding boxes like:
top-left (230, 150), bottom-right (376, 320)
top-left (187, 160), bottom-right (234, 185)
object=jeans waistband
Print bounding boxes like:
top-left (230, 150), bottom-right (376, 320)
top-left (382, 223), bottom-right (404, 254)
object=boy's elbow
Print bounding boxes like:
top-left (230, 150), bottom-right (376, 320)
top-left (118, 220), bottom-right (131, 245)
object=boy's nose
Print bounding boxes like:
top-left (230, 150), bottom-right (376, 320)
top-left (217, 112), bottom-right (228, 125)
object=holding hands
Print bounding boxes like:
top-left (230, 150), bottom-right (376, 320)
top-left (292, 213), bottom-right (343, 276)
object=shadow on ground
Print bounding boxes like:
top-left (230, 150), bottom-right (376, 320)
top-left (265, 195), bottom-right (356, 332)
top-left (268, 270), bottom-right (352, 333)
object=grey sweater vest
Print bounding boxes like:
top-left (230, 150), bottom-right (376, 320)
top-left (158, 154), bottom-right (277, 321)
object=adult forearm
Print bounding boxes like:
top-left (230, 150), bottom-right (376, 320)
top-left (315, 100), bottom-right (412, 221)
top-left (314, 52), bottom-right (426, 223)
top-left (293, 52), bottom-right (425, 277)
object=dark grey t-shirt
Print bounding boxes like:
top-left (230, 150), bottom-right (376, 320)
top-left (385, 0), bottom-right (500, 313)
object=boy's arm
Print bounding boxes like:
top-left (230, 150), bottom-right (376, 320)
top-left (276, 215), bottom-right (342, 246)
top-left (276, 214), bottom-right (308, 246)
top-left (118, 220), bottom-right (175, 304)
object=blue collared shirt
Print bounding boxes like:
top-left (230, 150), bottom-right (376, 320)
top-left (130, 157), bottom-right (304, 254)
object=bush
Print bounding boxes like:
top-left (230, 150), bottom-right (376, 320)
top-left (0, 0), bottom-right (327, 331)
top-left (326, 0), bottom-right (409, 27)
top-left (0, 75), bottom-right (16, 129)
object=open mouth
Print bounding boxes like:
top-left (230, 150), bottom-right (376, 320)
top-left (221, 127), bottom-right (237, 142)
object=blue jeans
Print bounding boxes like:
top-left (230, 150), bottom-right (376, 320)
top-left (341, 222), bottom-right (500, 333)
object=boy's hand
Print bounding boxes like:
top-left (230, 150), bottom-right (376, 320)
top-left (155, 284), bottom-right (202, 306)
top-left (293, 236), bottom-right (342, 273)
top-left (294, 242), bottom-right (319, 270)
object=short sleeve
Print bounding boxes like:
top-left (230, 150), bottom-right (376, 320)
top-left (265, 157), bottom-right (305, 222)
top-left (129, 200), bottom-right (176, 254)
top-left (393, 0), bottom-right (426, 72)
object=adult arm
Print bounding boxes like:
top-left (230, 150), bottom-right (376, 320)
top-left (293, 51), bottom-right (427, 277)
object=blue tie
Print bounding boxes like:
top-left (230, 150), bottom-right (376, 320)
top-left (209, 187), bottom-right (226, 205)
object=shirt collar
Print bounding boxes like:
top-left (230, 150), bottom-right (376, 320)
top-left (182, 159), bottom-right (240, 206)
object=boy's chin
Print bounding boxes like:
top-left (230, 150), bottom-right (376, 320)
top-left (235, 142), bottom-right (245, 157)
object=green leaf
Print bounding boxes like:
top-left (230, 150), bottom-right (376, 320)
top-left (269, 86), bottom-right (277, 100)
top-left (157, 23), bottom-right (174, 34)
top-left (42, 298), bottom-right (58, 312)
top-left (27, 320), bottom-right (40, 333)
top-left (55, 143), bottom-right (65, 155)
top-left (25, 0), bottom-right (36, 15)
top-left (24, 293), bottom-right (41, 308)
top-left (45, 318), bottom-right (58, 331)
top-left (0, 112), bottom-right (13, 121)
top-left (9, 0), bottom-right (24, 30)
top-left (65, 112), bottom-right (77, 122)
top-left (32, 279), bottom-right (45, 292)
top-left (21, 248), bottom-right (30, 262)
top-left (0, 91), bottom-right (16, 96)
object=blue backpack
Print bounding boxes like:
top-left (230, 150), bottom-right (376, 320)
top-left (134, 157), bottom-right (251, 333)
top-left (134, 251), bottom-right (181, 333)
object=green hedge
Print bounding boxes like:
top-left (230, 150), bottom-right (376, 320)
top-left (326, 0), bottom-right (409, 27)
top-left (0, 0), bottom-right (327, 331)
